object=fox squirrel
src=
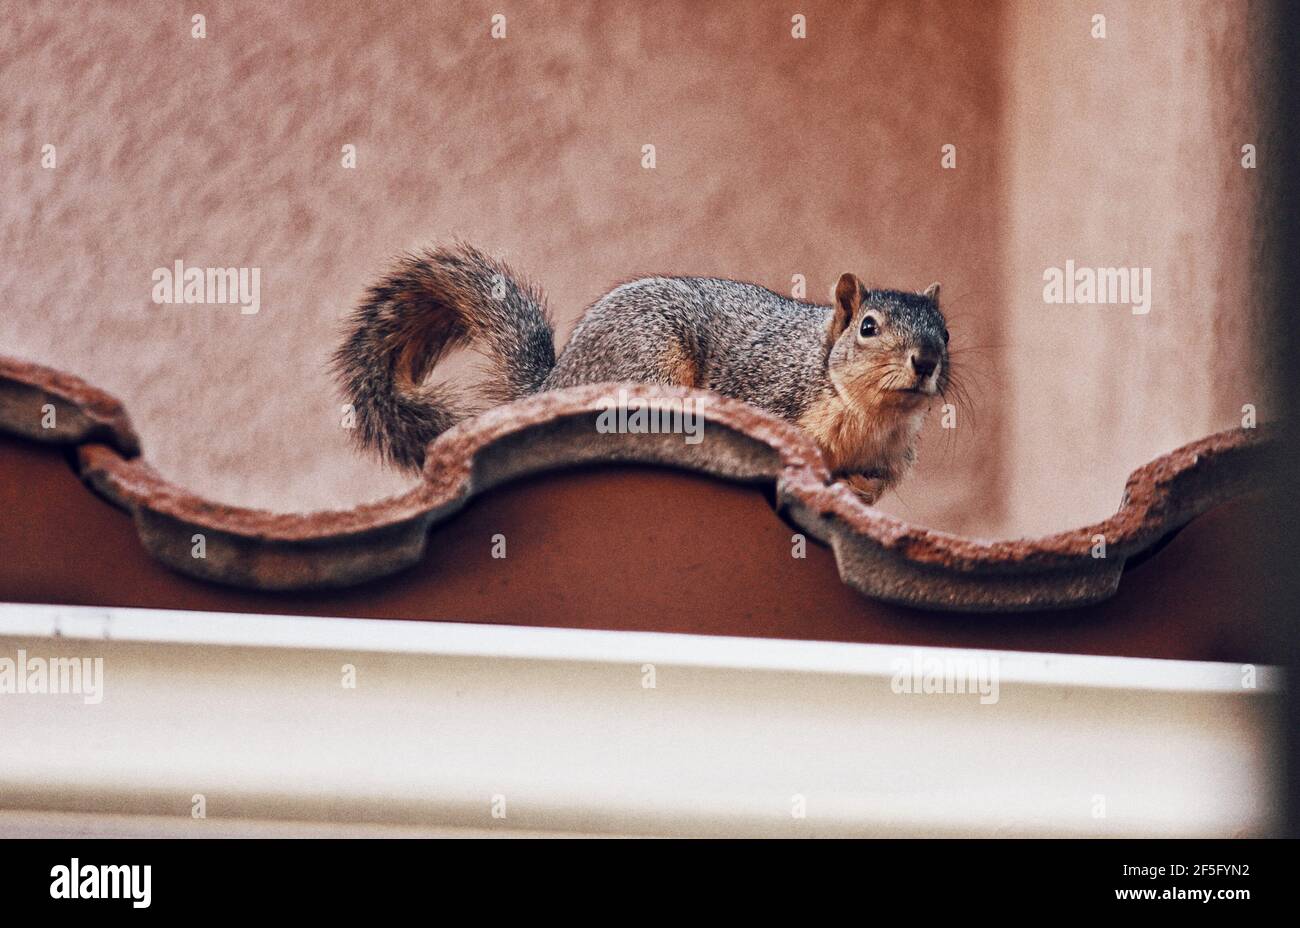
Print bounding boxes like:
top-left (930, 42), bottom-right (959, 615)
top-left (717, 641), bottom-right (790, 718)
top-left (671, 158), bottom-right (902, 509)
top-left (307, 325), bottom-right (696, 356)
top-left (333, 242), bottom-right (950, 503)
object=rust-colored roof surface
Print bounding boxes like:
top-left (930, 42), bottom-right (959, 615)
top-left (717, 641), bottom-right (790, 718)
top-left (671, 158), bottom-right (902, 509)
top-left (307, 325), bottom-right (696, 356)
top-left (0, 354), bottom-right (1272, 620)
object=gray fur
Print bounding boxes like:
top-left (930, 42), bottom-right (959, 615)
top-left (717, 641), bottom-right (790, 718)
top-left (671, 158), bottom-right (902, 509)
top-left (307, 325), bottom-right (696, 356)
top-left (331, 243), bottom-right (554, 471)
top-left (546, 276), bottom-right (832, 420)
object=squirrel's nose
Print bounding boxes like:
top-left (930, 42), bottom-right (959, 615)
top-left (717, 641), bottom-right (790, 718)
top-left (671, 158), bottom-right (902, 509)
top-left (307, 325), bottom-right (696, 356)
top-left (910, 353), bottom-right (938, 380)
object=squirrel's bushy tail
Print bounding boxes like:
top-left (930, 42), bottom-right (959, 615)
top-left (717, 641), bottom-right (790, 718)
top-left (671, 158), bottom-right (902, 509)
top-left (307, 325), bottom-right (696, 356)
top-left (332, 242), bottom-right (555, 472)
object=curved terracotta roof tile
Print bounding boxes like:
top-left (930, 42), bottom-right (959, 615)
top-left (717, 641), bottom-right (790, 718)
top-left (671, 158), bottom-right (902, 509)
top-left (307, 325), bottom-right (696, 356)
top-left (779, 426), bottom-right (1270, 609)
top-left (0, 356), bottom-right (140, 457)
top-left (0, 354), bottom-right (1271, 610)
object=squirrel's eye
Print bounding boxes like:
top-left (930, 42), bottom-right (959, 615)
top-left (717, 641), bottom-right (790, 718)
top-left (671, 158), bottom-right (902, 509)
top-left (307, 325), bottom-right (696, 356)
top-left (859, 316), bottom-right (878, 338)
top-left (942, 327), bottom-right (950, 344)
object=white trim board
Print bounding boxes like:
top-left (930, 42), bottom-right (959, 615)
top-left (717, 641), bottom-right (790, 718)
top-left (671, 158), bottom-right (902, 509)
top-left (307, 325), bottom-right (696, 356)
top-left (0, 602), bottom-right (1278, 691)
top-left (0, 602), bottom-right (1283, 838)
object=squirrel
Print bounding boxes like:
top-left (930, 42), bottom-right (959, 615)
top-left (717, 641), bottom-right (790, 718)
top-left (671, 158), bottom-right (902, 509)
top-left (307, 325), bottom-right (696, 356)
top-left (333, 242), bottom-right (950, 504)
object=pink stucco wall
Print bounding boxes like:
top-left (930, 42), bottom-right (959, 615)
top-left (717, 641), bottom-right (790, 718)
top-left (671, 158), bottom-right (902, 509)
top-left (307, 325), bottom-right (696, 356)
top-left (0, 0), bottom-right (1270, 537)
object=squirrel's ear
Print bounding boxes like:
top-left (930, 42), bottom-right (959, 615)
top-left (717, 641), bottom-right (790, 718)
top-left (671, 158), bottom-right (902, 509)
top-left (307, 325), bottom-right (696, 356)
top-left (831, 272), bottom-right (862, 339)
top-left (922, 282), bottom-right (941, 303)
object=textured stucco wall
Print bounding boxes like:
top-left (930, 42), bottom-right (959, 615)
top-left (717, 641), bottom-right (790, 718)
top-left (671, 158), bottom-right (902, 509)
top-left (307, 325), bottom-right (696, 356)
top-left (999, 0), bottom-right (1273, 536)
top-left (0, 0), bottom-right (1270, 538)
top-left (0, 0), bottom-right (1007, 534)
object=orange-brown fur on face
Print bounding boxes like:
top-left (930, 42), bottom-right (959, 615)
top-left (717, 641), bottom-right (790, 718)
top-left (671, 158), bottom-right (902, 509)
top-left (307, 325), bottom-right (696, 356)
top-left (797, 386), bottom-right (927, 482)
top-left (798, 273), bottom-right (948, 499)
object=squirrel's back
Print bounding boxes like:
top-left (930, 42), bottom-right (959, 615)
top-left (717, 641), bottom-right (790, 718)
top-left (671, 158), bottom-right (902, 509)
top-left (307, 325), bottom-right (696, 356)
top-left (546, 276), bottom-right (831, 421)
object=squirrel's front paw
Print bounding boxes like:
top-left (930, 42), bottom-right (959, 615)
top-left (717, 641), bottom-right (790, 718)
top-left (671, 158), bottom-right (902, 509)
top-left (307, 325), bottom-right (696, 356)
top-left (842, 474), bottom-right (887, 506)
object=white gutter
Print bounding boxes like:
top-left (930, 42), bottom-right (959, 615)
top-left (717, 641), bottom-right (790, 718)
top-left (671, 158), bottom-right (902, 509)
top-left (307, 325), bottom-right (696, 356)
top-left (0, 602), bottom-right (1281, 837)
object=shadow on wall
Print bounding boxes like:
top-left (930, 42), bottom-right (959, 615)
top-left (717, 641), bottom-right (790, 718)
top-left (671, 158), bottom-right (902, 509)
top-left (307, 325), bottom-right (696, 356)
top-left (0, 0), bottom-right (1270, 537)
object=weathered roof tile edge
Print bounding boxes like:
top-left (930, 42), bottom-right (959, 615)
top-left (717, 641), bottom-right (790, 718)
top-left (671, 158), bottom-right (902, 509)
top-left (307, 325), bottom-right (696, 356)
top-left (0, 355), bottom-right (1271, 611)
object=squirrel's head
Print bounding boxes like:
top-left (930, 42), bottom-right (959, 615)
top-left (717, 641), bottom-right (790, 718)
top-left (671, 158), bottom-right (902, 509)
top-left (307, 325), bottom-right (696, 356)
top-left (825, 272), bottom-right (949, 409)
